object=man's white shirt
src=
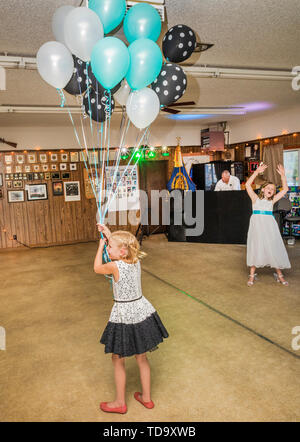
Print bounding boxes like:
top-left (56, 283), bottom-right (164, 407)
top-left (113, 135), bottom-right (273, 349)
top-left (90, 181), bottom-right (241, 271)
top-left (214, 175), bottom-right (241, 191)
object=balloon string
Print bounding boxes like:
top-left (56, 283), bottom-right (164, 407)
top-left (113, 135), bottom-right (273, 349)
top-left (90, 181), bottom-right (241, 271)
top-left (56, 88), bottom-right (65, 107)
top-left (62, 74), bottom-right (110, 269)
top-left (103, 126), bottom-right (150, 217)
top-left (85, 62), bottom-right (101, 215)
top-left (107, 117), bottom-right (131, 211)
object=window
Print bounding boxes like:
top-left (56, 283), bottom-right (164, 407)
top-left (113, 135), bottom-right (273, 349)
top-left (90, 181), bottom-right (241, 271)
top-left (283, 149), bottom-right (299, 186)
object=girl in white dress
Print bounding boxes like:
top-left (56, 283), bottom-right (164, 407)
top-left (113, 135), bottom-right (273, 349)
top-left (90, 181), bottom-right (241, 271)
top-left (94, 225), bottom-right (168, 414)
top-left (246, 163), bottom-right (291, 286)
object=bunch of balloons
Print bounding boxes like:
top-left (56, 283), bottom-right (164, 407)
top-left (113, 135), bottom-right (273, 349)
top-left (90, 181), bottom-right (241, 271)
top-left (37, 1), bottom-right (162, 128)
top-left (36, 1), bottom-right (197, 129)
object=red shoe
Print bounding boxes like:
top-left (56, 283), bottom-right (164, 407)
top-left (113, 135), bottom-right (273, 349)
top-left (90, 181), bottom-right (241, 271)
top-left (100, 402), bottom-right (127, 414)
top-left (134, 392), bottom-right (154, 409)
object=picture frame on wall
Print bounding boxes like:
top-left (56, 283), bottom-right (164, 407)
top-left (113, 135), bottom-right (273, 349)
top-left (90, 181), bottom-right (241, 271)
top-left (42, 164), bottom-right (49, 172)
top-left (51, 172), bottom-right (60, 180)
top-left (15, 166), bottom-right (22, 173)
top-left (51, 164), bottom-right (57, 171)
top-left (39, 154), bottom-right (47, 163)
top-left (80, 151), bottom-right (88, 162)
top-left (33, 173), bottom-right (39, 180)
top-left (6, 166), bottom-right (12, 174)
top-left (25, 165), bottom-right (31, 173)
top-left (70, 152), bottom-right (79, 162)
top-left (62, 172), bottom-right (70, 179)
top-left (8, 190), bottom-right (25, 203)
top-left (88, 151), bottom-right (98, 164)
top-left (60, 163), bottom-right (67, 171)
top-left (51, 154), bottom-right (58, 162)
top-left (52, 181), bottom-right (64, 196)
top-left (27, 183), bottom-right (48, 201)
top-left (70, 163), bottom-right (77, 171)
top-left (28, 153), bottom-right (37, 163)
top-left (64, 181), bottom-right (80, 201)
top-left (16, 154), bottom-right (25, 164)
top-left (5, 174), bottom-right (10, 180)
top-left (45, 173), bottom-right (51, 180)
top-left (33, 165), bottom-right (40, 172)
top-left (61, 153), bottom-right (69, 162)
top-left (27, 174), bottom-right (33, 181)
top-left (5, 155), bottom-right (13, 164)
top-left (6, 181), bottom-right (12, 189)
top-left (13, 181), bottom-right (23, 188)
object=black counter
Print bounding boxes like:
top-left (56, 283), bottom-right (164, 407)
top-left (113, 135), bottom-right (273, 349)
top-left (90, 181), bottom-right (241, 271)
top-left (167, 190), bottom-right (252, 244)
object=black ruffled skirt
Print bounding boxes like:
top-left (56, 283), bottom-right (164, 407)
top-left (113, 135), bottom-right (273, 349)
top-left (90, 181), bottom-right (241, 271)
top-left (100, 311), bottom-right (169, 358)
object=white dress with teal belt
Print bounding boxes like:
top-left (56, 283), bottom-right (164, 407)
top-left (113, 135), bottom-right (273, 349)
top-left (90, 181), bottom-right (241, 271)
top-left (247, 197), bottom-right (291, 269)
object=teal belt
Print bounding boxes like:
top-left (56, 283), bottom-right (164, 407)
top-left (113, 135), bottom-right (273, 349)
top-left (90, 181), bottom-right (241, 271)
top-left (253, 210), bottom-right (274, 217)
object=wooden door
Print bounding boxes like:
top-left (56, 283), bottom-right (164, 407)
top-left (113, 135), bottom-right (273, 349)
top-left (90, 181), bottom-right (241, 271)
top-left (139, 160), bottom-right (168, 234)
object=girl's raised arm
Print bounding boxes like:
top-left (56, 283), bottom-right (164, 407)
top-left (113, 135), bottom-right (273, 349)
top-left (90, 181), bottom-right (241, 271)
top-left (272, 164), bottom-right (289, 204)
top-left (245, 163), bottom-right (267, 203)
top-left (94, 237), bottom-right (118, 279)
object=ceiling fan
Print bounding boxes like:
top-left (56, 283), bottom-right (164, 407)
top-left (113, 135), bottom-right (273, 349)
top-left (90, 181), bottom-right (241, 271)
top-left (161, 101), bottom-right (196, 114)
top-left (0, 137), bottom-right (18, 148)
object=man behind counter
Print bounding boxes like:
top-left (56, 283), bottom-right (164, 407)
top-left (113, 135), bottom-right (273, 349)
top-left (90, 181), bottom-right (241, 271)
top-left (214, 170), bottom-right (241, 191)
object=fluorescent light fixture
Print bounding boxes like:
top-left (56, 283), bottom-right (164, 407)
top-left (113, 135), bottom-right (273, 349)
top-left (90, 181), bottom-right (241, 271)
top-left (183, 66), bottom-right (294, 81)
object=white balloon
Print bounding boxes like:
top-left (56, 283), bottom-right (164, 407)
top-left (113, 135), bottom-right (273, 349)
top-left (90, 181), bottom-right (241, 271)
top-left (64, 7), bottom-right (104, 62)
top-left (114, 79), bottom-right (131, 106)
top-left (52, 5), bottom-right (74, 46)
top-left (37, 41), bottom-right (74, 89)
top-left (126, 88), bottom-right (160, 129)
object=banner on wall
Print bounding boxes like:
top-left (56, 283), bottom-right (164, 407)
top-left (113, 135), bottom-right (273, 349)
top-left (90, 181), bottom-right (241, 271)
top-left (182, 154), bottom-right (210, 176)
top-left (105, 165), bottom-right (140, 212)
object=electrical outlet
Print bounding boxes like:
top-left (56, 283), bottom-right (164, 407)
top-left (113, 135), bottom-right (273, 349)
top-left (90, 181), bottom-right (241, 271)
top-left (13, 235), bottom-right (17, 240)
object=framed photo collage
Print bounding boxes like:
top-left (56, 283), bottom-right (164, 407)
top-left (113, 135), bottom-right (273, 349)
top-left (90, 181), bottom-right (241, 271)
top-left (0, 151), bottom-right (81, 203)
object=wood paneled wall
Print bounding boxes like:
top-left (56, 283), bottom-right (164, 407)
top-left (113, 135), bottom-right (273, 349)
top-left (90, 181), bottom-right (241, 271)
top-left (0, 150), bottom-right (101, 249)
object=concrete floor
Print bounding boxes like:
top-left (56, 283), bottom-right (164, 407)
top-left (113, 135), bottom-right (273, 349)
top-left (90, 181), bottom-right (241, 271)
top-left (0, 234), bottom-right (299, 422)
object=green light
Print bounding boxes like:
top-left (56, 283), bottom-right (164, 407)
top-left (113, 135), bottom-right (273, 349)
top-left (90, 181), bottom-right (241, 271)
top-left (134, 151), bottom-right (142, 160)
top-left (162, 151), bottom-right (170, 157)
top-left (148, 151), bottom-right (156, 158)
top-left (121, 154), bottom-right (129, 160)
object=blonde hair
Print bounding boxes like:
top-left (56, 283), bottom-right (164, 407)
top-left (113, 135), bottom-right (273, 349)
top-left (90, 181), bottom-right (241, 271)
top-left (258, 182), bottom-right (276, 200)
top-left (110, 230), bottom-right (147, 263)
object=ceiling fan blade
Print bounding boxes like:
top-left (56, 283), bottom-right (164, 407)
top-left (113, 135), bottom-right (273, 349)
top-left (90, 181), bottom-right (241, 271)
top-left (162, 107), bottom-right (181, 114)
top-left (0, 138), bottom-right (17, 148)
top-left (168, 101), bottom-right (196, 107)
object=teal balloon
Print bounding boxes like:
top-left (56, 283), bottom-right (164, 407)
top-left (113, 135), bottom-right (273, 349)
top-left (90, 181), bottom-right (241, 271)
top-left (91, 37), bottom-right (130, 90)
top-left (123, 3), bottom-right (161, 43)
top-left (89, 0), bottom-right (126, 34)
top-left (126, 39), bottom-right (163, 90)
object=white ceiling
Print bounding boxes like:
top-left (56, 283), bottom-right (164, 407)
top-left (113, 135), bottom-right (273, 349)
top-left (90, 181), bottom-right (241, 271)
top-left (0, 0), bottom-right (300, 127)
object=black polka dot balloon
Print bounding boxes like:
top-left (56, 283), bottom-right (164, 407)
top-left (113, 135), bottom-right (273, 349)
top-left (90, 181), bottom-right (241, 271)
top-left (162, 24), bottom-right (197, 63)
top-left (151, 63), bottom-right (187, 106)
top-left (83, 88), bottom-right (115, 123)
top-left (64, 55), bottom-right (88, 96)
top-left (87, 65), bottom-right (121, 95)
